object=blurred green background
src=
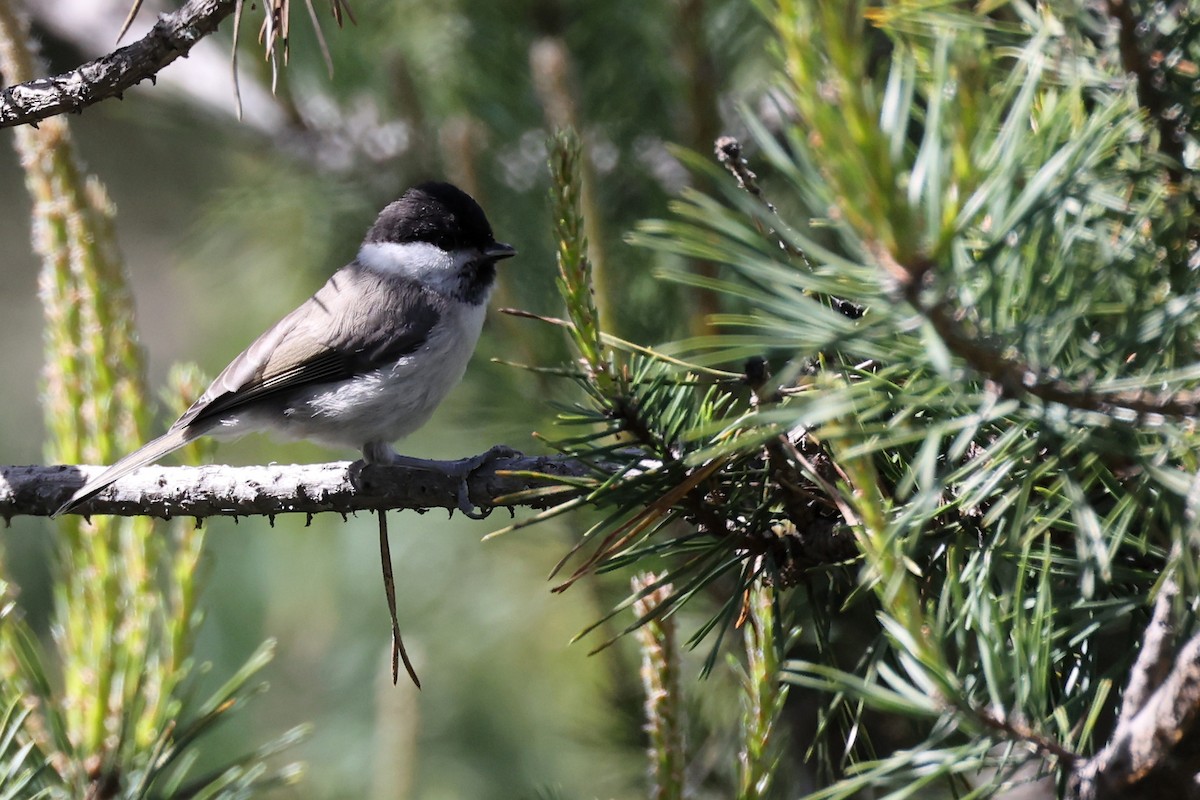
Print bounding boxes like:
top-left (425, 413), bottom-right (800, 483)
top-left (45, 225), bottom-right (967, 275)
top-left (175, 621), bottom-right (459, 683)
top-left (1, 1), bottom-right (770, 796)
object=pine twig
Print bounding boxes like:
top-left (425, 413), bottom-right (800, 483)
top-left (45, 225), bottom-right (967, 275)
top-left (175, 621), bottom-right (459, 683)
top-left (972, 706), bottom-right (1078, 766)
top-left (531, 42), bottom-right (612, 332)
top-left (632, 573), bottom-right (686, 800)
top-left (1069, 591), bottom-right (1200, 799)
top-left (715, 136), bottom-right (861, 319)
top-left (548, 128), bottom-right (608, 382)
top-left (737, 581), bottom-right (789, 800)
top-left (1119, 578), bottom-right (1180, 722)
top-left (1066, 573), bottom-right (1200, 800)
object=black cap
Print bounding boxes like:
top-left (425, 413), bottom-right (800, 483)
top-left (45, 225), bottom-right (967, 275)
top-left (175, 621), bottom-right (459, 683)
top-left (364, 182), bottom-right (498, 251)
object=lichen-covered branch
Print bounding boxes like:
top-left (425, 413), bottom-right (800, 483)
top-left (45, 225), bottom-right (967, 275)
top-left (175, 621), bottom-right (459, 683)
top-left (1069, 578), bottom-right (1200, 800)
top-left (0, 0), bottom-right (235, 129)
top-left (0, 453), bottom-right (588, 520)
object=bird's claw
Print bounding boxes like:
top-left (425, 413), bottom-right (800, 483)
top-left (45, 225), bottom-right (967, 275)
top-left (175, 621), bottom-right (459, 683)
top-left (458, 494), bottom-right (490, 520)
top-left (454, 445), bottom-right (520, 520)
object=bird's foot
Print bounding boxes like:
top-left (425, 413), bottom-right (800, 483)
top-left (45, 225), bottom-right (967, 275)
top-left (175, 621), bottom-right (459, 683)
top-left (444, 445), bottom-right (521, 519)
top-left (357, 444), bottom-right (522, 519)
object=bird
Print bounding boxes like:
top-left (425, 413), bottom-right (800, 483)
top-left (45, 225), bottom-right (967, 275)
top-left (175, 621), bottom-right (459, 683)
top-left (54, 181), bottom-right (516, 518)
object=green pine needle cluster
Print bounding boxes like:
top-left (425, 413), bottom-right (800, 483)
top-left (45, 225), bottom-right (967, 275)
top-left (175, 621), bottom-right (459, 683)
top-left (549, 130), bottom-right (608, 384)
top-left (735, 583), bottom-right (790, 800)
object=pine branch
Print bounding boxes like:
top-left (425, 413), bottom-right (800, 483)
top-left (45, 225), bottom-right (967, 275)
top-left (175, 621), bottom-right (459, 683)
top-left (0, 0), bottom-right (236, 130)
top-left (972, 706), bottom-right (1078, 766)
top-left (714, 136), bottom-right (776, 213)
top-left (1118, 578), bottom-right (1180, 723)
top-left (874, 245), bottom-right (1200, 422)
top-left (0, 453), bottom-right (589, 520)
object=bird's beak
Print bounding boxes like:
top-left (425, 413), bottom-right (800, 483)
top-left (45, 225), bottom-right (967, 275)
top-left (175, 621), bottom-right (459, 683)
top-left (485, 242), bottom-right (517, 261)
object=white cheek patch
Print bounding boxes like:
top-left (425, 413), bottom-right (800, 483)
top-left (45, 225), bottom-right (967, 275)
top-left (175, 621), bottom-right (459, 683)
top-left (358, 241), bottom-right (447, 278)
top-left (358, 241), bottom-right (475, 288)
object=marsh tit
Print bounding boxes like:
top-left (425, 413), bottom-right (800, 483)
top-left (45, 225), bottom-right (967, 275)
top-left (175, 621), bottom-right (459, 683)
top-left (55, 181), bottom-right (516, 517)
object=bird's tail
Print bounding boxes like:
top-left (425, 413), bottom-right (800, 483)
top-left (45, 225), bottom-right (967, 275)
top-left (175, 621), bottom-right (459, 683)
top-left (53, 427), bottom-right (200, 518)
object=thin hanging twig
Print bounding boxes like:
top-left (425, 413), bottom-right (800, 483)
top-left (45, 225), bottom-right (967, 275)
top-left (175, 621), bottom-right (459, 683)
top-left (378, 510), bottom-right (420, 688)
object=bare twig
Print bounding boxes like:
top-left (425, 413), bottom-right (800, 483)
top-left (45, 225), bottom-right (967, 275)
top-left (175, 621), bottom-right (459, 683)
top-left (0, 453), bottom-right (590, 520)
top-left (973, 706), bottom-right (1078, 766)
top-left (715, 136), bottom-right (864, 319)
top-left (715, 136), bottom-right (776, 212)
top-left (0, 0), bottom-right (236, 129)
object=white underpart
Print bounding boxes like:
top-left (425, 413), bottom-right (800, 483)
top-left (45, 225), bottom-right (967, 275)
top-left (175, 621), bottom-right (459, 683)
top-left (299, 298), bottom-right (487, 448)
top-left (357, 241), bottom-right (479, 295)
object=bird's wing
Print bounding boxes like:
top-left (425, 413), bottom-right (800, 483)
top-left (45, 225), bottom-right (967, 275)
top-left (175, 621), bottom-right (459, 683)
top-left (54, 266), bottom-right (442, 518)
top-left (174, 266), bottom-right (444, 430)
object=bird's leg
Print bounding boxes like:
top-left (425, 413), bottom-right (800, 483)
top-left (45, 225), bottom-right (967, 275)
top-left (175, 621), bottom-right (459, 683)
top-left (362, 441), bottom-right (402, 465)
top-left (360, 442), bottom-right (521, 519)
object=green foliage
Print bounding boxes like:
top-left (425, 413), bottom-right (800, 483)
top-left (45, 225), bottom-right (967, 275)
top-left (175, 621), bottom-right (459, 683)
top-left (0, 7), bottom-right (302, 797)
top-left (734, 584), bottom-right (791, 800)
top-left (548, 129), bottom-right (607, 379)
top-left (530, 1), bottom-right (1200, 797)
top-left (9, 0), bottom-right (1200, 795)
top-left (9, 0), bottom-right (778, 795)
